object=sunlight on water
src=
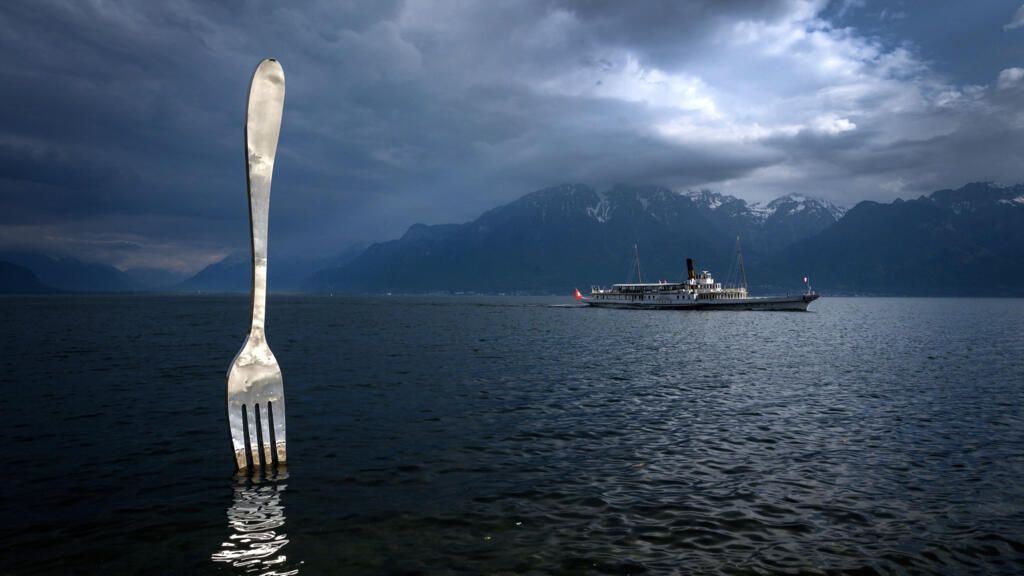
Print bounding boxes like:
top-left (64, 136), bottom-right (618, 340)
top-left (212, 473), bottom-right (298, 575)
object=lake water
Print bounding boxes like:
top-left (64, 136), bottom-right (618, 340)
top-left (1, 295), bottom-right (1023, 574)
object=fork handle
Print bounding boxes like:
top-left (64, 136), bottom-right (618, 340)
top-left (245, 59), bottom-right (286, 332)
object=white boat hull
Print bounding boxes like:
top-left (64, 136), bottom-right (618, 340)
top-left (581, 294), bottom-right (818, 311)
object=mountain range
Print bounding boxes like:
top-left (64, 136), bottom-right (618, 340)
top-left (3, 182), bottom-right (1023, 296)
top-left (0, 261), bottom-right (52, 294)
top-left (309, 184), bottom-right (848, 294)
top-left (312, 182), bottom-right (1024, 296)
top-left (781, 182), bottom-right (1024, 295)
top-left (0, 244), bottom-right (368, 294)
top-left (0, 252), bottom-right (139, 293)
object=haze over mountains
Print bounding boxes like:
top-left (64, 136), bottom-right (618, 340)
top-left (179, 242), bottom-right (369, 293)
top-left (3, 182), bottom-right (1023, 296)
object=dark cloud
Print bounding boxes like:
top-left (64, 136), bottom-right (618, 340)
top-left (0, 0), bottom-right (1022, 272)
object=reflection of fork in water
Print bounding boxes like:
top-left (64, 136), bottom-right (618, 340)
top-left (212, 472), bottom-right (298, 575)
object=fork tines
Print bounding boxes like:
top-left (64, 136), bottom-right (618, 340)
top-left (241, 401), bottom-right (277, 469)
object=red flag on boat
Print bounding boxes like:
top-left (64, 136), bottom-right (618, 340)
top-left (574, 288), bottom-right (582, 301)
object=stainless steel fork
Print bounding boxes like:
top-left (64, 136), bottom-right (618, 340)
top-left (227, 59), bottom-right (287, 471)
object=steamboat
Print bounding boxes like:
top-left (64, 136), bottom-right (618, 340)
top-left (576, 242), bottom-right (818, 311)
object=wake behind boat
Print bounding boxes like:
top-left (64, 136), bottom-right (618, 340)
top-left (575, 241), bottom-right (818, 311)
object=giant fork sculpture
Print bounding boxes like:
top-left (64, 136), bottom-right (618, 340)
top-left (227, 59), bottom-right (287, 471)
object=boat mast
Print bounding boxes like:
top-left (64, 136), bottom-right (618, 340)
top-left (633, 243), bottom-right (643, 284)
top-left (735, 236), bottom-right (748, 290)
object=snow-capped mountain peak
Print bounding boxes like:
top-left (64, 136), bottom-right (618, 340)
top-left (750, 193), bottom-right (846, 221)
top-left (681, 189), bottom-right (846, 222)
top-left (586, 190), bottom-right (611, 223)
top-left (682, 189), bottom-right (742, 211)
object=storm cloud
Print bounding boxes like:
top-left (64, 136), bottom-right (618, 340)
top-left (1, 0), bottom-right (1023, 272)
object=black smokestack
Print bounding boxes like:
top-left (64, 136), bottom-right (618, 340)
top-left (687, 258), bottom-right (695, 280)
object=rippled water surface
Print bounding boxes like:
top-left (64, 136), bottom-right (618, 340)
top-left (2, 295), bottom-right (1023, 574)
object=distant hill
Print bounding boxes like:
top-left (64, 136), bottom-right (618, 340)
top-left (0, 261), bottom-right (53, 293)
top-left (778, 182), bottom-right (1024, 295)
top-left (180, 242), bottom-right (369, 293)
top-left (310, 184), bottom-right (844, 294)
top-left (0, 252), bottom-right (135, 292)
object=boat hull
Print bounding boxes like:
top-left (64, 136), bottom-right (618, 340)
top-left (581, 294), bottom-right (819, 311)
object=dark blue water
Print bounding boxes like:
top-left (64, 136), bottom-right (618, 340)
top-left (1, 295), bottom-right (1023, 574)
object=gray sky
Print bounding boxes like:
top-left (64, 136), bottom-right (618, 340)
top-left (1, 0), bottom-right (1023, 273)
